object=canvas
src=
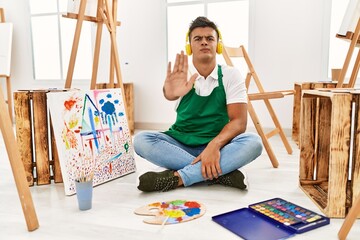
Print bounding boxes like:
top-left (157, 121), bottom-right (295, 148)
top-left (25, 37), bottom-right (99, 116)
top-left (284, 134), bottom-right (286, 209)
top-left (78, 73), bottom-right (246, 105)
top-left (47, 88), bottom-right (136, 195)
top-left (67, 0), bottom-right (98, 17)
top-left (0, 22), bottom-right (13, 76)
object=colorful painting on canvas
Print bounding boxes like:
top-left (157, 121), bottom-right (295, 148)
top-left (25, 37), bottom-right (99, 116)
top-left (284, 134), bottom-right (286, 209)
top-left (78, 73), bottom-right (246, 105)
top-left (47, 89), bottom-right (136, 195)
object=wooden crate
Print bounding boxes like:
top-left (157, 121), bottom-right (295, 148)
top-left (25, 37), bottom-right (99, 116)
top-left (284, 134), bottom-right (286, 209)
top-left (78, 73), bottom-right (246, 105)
top-left (14, 89), bottom-right (66, 186)
top-left (13, 85), bottom-right (134, 187)
top-left (292, 82), bottom-right (338, 146)
top-left (299, 90), bottom-right (360, 218)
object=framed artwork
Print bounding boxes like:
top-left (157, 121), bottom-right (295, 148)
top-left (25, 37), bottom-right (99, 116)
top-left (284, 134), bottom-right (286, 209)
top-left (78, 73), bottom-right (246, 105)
top-left (47, 88), bottom-right (136, 195)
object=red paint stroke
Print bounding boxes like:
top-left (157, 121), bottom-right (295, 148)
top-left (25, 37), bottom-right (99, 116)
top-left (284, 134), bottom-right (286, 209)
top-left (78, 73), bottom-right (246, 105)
top-left (64, 99), bottom-right (77, 110)
top-left (161, 203), bottom-right (169, 209)
top-left (176, 217), bottom-right (183, 222)
top-left (109, 163), bottom-right (112, 173)
top-left (185, 201), bottom-right (201, 208)
top-left (89, 140), bottom-right (93, 151)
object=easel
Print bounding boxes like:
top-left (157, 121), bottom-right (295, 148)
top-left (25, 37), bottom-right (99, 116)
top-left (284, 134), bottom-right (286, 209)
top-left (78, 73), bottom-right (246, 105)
top-left (336, 17), bottom-right (360, 88)
top-left (0, 8), bottom-right (38, 231)
top-left (63, 0), bottom-right (130, 127)
top-left (64, 0), bottom-right (125, 90)
top-left (0, 87), bottom-right (39, 231)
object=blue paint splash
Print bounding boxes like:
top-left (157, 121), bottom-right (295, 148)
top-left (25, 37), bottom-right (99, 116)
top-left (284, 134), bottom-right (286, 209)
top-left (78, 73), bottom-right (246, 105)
top-left (88, 107), bottom-right (99, 152)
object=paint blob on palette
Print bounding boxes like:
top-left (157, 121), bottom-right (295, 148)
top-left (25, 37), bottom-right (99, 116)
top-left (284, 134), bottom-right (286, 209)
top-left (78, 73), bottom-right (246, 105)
top-left (134, 200), bottom-right (206, 225)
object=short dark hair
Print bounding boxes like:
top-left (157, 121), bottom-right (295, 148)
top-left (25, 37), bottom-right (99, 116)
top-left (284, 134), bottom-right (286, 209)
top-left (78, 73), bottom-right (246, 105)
top-left (188, 16), bottom-right (220, 40)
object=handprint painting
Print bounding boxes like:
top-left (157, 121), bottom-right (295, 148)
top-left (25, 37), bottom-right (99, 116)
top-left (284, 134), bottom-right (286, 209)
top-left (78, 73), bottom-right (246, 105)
top-left (48, 89), bottom-right (136, 195)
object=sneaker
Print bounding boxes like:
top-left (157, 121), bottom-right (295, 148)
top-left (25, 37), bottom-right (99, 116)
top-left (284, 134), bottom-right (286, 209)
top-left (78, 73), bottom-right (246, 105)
top-left (138, 170), bottom-right (179, 192)
top-left (209, 170), bottom-right (248, 190)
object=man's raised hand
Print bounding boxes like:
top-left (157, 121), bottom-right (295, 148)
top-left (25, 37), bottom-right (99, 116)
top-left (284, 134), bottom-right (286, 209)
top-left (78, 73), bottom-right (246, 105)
top-left (163, 51), bottom-right (198, 100)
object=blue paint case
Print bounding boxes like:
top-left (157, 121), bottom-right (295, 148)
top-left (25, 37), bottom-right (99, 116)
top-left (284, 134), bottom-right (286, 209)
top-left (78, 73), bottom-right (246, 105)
top-left (212, 198), bottom-right (330, 240)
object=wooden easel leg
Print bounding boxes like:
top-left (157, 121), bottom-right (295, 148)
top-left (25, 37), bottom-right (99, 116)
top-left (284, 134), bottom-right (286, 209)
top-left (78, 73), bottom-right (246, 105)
top-left (104, 0), bottom-right (130, 127)
top-left (348, 48), bottom-right (360, 88)
top-left (0, 86), bottom-right (39, 231)
top-left (64, 0), bottom-right (88, 89)
top-left (90, 22), bottom-right (103, 90)
top-left (247, 101), bottom-right (279, 168)
top-left (104, 0), bottom-right (123, 88)
top-left (264, 99), bottom-right (293, 155)
top-left (109, 0), bottom-right (118, 88)
top-left (338, 195), bottom-right (360, 240)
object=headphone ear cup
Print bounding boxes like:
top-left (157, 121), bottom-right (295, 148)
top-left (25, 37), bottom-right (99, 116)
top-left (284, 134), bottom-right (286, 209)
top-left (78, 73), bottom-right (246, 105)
top-left (185, 44), bottom-right (192, 55)
top-left (216, 42), bottom-right (223, 54)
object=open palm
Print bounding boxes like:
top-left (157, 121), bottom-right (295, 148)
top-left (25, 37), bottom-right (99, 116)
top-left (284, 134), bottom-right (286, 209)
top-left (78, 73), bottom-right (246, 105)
top-left (164, 51), bottom-right (198, 100)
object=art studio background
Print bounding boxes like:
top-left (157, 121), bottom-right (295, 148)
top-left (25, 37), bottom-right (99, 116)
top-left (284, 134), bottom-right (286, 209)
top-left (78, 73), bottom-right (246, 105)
top-left (0, 0), bottom-right (354, 132)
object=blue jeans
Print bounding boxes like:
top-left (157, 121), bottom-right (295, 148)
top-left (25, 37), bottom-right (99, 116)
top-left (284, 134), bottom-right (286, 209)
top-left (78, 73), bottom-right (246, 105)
top-left (133, 131), bottom-right (263, 187)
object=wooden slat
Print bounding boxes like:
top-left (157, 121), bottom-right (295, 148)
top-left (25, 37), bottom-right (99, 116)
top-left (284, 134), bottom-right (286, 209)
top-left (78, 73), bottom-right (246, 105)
top-left (316, 97), bottom-right (331, 180)
top-left (62, 13), bottom-right (121, 26)
top-left (123, 83), bottom-right (134, 135)
top-left (292, 83), bottom-right (306, 144)
top-left (325, 94), bottom-right (352, 218)
top-left (265, 128), bottom-right (280, 139)
top-left (32, 91), bottom-right (50, 185)
top-left (300, 184), bottom-right (328, 211)
top-left (50, 118), bottom-right (62, 183)
top-left (14, 91), bottom-right (34, 186)
top-left (351, 94), bottom-right (360, 206)
top-left (299, 96), bottom-right (316, 180)
top-left (248, 92), bottom-right (284, 101)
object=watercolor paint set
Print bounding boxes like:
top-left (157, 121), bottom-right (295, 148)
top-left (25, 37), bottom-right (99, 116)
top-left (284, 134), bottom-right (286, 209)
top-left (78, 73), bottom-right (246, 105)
top-left (212, 198), bottom-right (330, 240)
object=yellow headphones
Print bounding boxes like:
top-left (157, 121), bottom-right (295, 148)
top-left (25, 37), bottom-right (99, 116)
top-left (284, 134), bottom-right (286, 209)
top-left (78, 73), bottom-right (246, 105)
top-left (185, 29), bottom-right (223, 56)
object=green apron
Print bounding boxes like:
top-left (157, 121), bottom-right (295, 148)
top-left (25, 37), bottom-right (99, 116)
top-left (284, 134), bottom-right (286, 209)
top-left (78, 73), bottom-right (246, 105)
top-left (164, 65), bottom-right (229, 146)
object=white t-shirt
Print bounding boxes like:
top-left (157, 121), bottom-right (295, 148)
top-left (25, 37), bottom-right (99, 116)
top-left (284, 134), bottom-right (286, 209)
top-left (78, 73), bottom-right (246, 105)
top-left (175, 64), bottom-right (247, 110)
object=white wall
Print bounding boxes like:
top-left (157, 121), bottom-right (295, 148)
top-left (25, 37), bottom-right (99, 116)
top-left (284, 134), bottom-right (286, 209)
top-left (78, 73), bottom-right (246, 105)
top-left (0, 0), bottom-right (331, 131)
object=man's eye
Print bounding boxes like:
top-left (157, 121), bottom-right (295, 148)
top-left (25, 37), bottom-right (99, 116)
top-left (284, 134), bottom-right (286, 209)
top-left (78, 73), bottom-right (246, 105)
top-left (206, 37), bottom-right (215, 41)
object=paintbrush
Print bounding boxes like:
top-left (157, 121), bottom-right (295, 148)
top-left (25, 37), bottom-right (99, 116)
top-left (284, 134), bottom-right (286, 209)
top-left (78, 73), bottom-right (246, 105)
top-left (157, 215), bottom-right (170, 233)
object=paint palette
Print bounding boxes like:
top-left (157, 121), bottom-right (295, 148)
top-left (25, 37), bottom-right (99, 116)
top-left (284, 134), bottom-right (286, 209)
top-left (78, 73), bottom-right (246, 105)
top-left (134, 200), bottom-right (206, 225)
top-left (248, 198), bottom-right (330, 233)
top-left (212, 198), bottom-right (330, 240)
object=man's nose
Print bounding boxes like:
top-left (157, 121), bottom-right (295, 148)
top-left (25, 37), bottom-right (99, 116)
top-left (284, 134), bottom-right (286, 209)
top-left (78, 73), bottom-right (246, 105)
top-left (201, 38), bottom-right (208, 45)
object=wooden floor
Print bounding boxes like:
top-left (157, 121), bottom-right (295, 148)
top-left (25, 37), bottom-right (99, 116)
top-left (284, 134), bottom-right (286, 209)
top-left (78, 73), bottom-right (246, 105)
top-left (0, 129), bottom-right (359, 240)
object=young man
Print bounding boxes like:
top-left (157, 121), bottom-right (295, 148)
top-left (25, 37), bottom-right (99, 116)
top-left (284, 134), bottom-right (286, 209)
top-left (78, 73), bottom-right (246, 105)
top-left (133, 16), bottom-right (263, 192)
